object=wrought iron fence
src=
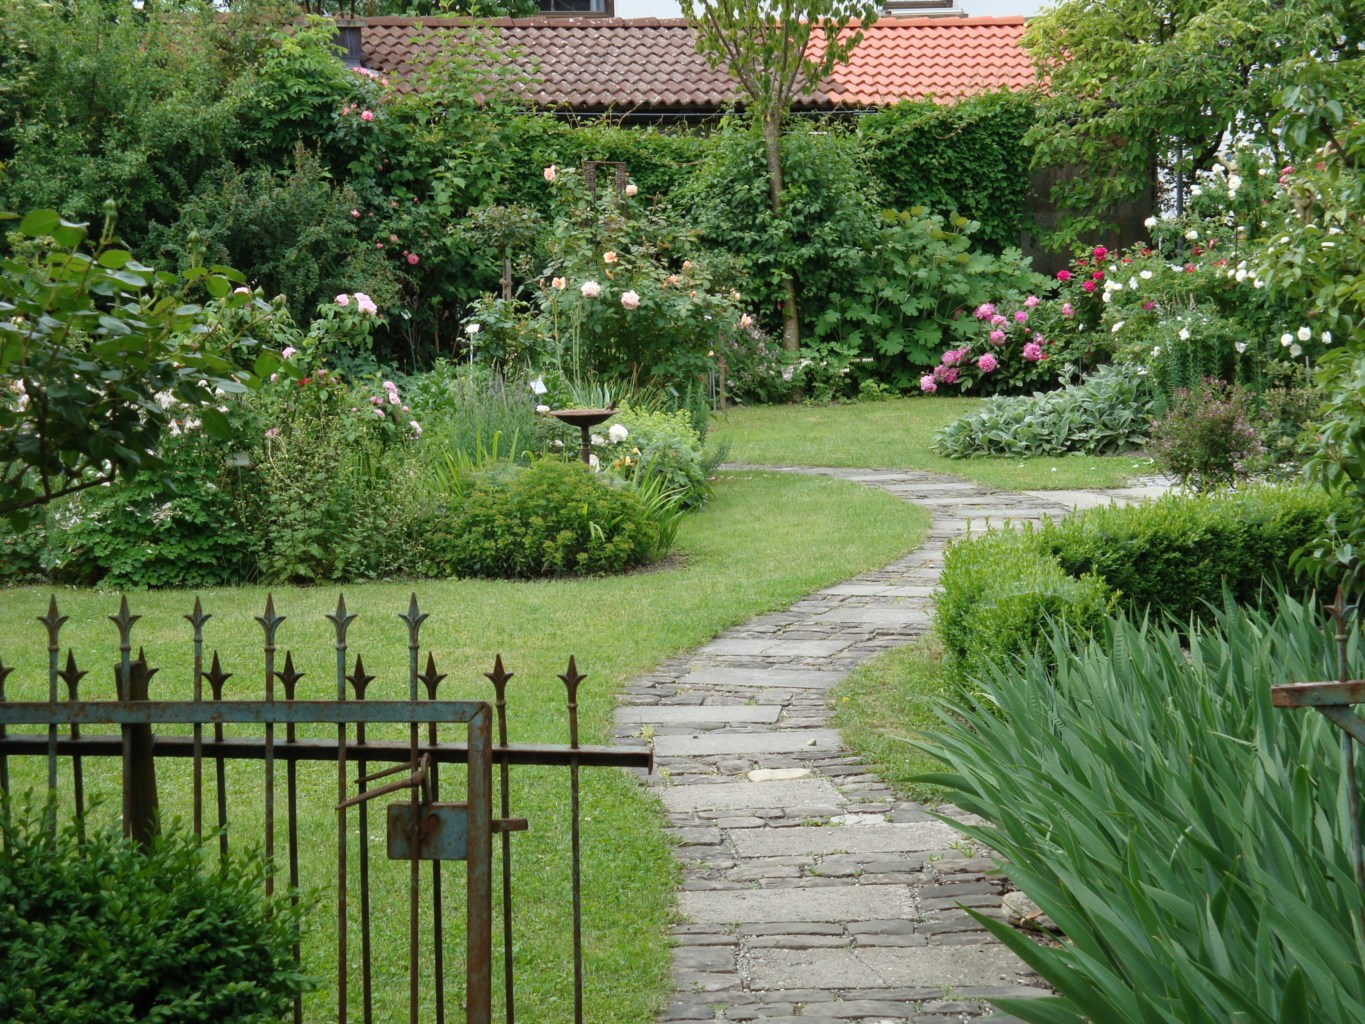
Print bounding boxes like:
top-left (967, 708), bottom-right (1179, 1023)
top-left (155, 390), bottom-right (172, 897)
top-left (0, 592), bottom-right (652, 1024)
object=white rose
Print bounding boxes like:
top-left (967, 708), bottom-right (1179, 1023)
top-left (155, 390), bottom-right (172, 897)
top-left (1322, 331), bottom-right (1333, 345)
top-left (1235, 342), bottom-right (1247, 353)
top-left (1290, 343), bottom-right (1303, 357)
top-left (466, 323), bottom-right (480, 335)
top-left (1297, 326), bottom-right (1312, 341)
top-left (1185, 229), bottom-right (1200, 241)
top-left (1111, 321), bottom-right (1124, 333)
top-left (1139, 270), bottom-right (1152, 279)
top-left (608, 423), bottom-right (629, 443)
top-left (1179, 328), bottom-right (1190, 341)
top-left (1280, 333), bottom-right (1293, 347)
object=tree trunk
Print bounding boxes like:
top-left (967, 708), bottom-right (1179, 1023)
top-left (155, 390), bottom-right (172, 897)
top-left (762, 113), bottom-right (801, 354)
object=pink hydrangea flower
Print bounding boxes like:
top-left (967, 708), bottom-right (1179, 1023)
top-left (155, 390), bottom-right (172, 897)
top-left (989, 329), bottom-right (1006, 344)
top-left (410, 421), bottom-right (422, 437)
top-left (977, 353), bottom-right (998, 373)
top-left (973, 303), bottom-right (996, 320)
top-left (920, 375), bottom-right (937, 393)
top-left (1014, 310), bottom-right (1028, 323)
top-left (939, 366), bottom-right (959, 384)
top-left (1022, 342), bottom-right (1043, 361)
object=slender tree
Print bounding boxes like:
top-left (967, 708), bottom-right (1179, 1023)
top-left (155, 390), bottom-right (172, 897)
top-left (681, 0), bottom-right (877, 352)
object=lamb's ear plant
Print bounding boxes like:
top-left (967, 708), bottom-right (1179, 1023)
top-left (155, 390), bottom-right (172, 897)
top-left (917, 590), bottom-right (1365, 1024)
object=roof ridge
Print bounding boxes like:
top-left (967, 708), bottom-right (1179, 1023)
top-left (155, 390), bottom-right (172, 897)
top-left (355, 15), bottom-right (1028, 29)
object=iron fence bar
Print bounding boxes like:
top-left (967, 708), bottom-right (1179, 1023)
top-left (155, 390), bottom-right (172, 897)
top-left (349, 655), bottom-right (377, 1024)
top-left (0, 699), bottom-right (494, 726)
top-left (401, 595), bottom-right (428, 1024)
top-left (109, 597), bottom-right (136, 842)
top-left (40, 597), bottom-right (66, 808)
top-left (0, 661), bottom-right (11, 794)
top-left (485, 654), bottom-right (516, 1024)
top-left (58, 650), bottom-right (87, 839)
top-left (256, 596), bottom-right (282, 898)
top-left (186, 599), bottom-right (209, 838)
top-left (207, 652), bottom-right (231, 863)
top-left (466, 703), bottom-right (494, 1024)
top-left (327, 596), bottom-right (356, 1024)
top-left (278, 651), bottom-right (304, 1024)
top-left (421, 652), bottom-right (449, 1024)
top-left (560, 656), bottom-right (586, 1024)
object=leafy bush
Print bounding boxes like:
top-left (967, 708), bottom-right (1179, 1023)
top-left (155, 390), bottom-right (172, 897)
top-left (935, 484), bottom-right (1343, 684)
top-left (931, 364), bottom-right (1158, 458)
top-left (1148, 379), bottom-right (1262, 489)
top-left (436, 460), bottom-right (661, 578)
top-left (0, 800), bottom-right (308, 1023)
top-left (600, 405), bottom-right (708, 509)
top-left (859, 92), bottom-right (1037, 255)
top-left (919, 594), bottom-right (1365, 1024)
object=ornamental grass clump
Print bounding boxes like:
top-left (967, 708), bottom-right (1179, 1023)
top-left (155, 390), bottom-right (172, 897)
top-left (918, 592), bottom-right (1365, 1024)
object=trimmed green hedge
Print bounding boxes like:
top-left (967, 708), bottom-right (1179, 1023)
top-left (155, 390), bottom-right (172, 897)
top-left (936, 485), bottom-right (1344, 685)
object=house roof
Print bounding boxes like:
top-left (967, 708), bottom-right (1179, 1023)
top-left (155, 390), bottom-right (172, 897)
top-left (356, 16), bottom-right (1034, 112)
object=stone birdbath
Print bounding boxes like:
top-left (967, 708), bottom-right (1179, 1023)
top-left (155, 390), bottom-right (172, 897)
top-left (546, 407), bottom-right (617, 465)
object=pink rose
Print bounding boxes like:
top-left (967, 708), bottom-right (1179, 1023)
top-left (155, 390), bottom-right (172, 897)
top-left (407, 253), bottom-right (419, 265)
top-left (361, 110), bottom-right (374, 122)
top-left (544, 165), bottom-right (557, 182)
top-left (1056, 270), bottom-right (1072, 282)
top-left (1022, 342), bottom-right (1043, 362)
top-left (1081, 280), bottom-right (1097, 293)
top-left (977, 353), bottom-right (998, 373)
top-left (625, 183), bottom-right (638, 197)
top-left (621, 290), bottom-right (641, 310)
top-left (351, 209), bottom-right (360, 219)
top-left (739, 314), bottom-right (754, 329)
top-left (354, 293), bottom-right (378, 315)
top-left (281, 347), bottom-right (298, 360)
top-left (920, 375), bottom-right (937, 393)
top-left (580, 281), bottom-right (601, 299)
top-left (335, 294), bottom-right (350, 306)
top-left (551, 277), bottom-right (566, 290)
top-left (1093, 245), bottom-right (1108, 259)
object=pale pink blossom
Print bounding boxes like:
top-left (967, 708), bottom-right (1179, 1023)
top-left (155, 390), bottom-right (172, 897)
top-left (1024, 295), bottom-right (1040, 308)
top-left (1022, 342), bottom-right (1043, 361)
top-left (551, 276), bottom-right (567, 290)
top-left (974, 303), bottom-right (996, 320)
top-left (233, 286), bottom-right (250, 295)
top-left (544, 165), bottom-right (557, 182)
top-left (625, 183), bottom-right (638, 197)
top-left (351, 209), bottom-right (360, 219)
top-left (282, 346), bottom-right (298, 360)
top-left (355, 293), bottom-right (378, 315)
top-left (1014, 310), bottom-right (1028, 324)
top-left (335, 293), bottom-right (350, 306)
top-left (407, 253), bottom-right (419, 265)
top-left (361, 109), bottom-right (374, 122)
top-left (580, 281), bottom-right (602, 299)
top-left (409, 421), bottom-right (422, 437)
top-left (739, 314), bottom-right (754, 330)
top-left (1061, 303), bottom-right (1075, 317)
top-left (603, 251), bottom-right (618, 264)
top-left (265, 427), bottom-right (280, 438)
top-left (989, 330), bottom-right (1006, 344)
top-left (920, 375), bottom-right (937, 393)
top-left (621, 290), bottom-right (641, 310)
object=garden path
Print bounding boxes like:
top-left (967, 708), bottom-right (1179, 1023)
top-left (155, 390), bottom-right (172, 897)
top-left (615, 466), bottom-right (1168, 1024)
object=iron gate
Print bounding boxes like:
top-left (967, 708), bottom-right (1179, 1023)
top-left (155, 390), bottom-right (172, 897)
top-left (0, 593), bottom-right (653, 1023)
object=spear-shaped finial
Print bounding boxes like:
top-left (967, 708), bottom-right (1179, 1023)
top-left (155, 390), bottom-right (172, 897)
top-left (327, 593), bottom-right (357, 645)
top-left (485, 654), bottom-right (514, 698)
top-left (185, 595), bottom-right (211, 634)
top-left (277, 651), bottom-right (304, 701)
top-left (256, 593), bottom-right (284, 647)
top-left (420, 652), bottom-right (447, 701)
top-left (398, 592), bottom-right (429, 646)
top-left (41, 595), bottom-right (69, 650)
top-left (107, 594), bottom-right (137, 647)
top-left (348, 654), bottom-right (375, 700)
top-left (206, 651), bottom-right (233, 701)
top-left (559, 655), bottom-right (585, 749)
top-left (59, 650), bottom-right (88, 700)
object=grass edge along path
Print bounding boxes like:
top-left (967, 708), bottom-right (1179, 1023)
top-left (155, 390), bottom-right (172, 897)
top-left (0, 469), bottom-right (931, 1024)
top-left (710, 397), bottom-right (1147, 490)
top-left (830, 636), bottom-right (955, 805)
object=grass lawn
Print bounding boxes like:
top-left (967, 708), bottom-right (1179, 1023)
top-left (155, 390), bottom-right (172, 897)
top-left (710, 397), bottom-right (1152, 490)
top-left (830, 637), bottom-right (956, 804)
top-left (0, 469), bottom-right (930, 1024)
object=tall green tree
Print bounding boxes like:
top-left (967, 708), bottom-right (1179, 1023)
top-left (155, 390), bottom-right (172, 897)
top-left (680, 0), bottom-right (877, 352)
top-left (1024, 0), bottom-right (1365, 243)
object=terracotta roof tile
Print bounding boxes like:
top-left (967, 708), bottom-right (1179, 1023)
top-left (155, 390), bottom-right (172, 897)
top-left (358, 16), bottom-right (1032, 111)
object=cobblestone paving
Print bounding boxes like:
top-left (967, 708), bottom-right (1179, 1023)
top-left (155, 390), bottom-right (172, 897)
top-left (614, 466), bottom-right (1166, 1024)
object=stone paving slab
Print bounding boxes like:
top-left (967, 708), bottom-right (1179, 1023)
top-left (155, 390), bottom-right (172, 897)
top-left (662, 778), bottom-right (846, 812)
top-left (654, 730), bottom-right (845, 757)
top-left (730, 822), bottom-right (967, 857)
top-left (624, 466), bottom-right (1163, 1022)
top-left (679, 667), bottom-right (850, 689)
top-left (680, 885), bottom-right (913, 924)
top-left (616, 705), bottom-right (785, 725)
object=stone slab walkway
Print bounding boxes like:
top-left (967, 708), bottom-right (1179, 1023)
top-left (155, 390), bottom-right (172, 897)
top-left (614, 466), bottom-right (1165, 1024)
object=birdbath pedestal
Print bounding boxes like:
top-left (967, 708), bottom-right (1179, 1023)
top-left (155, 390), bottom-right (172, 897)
top-left (546, 408), bottom-right (617, 465)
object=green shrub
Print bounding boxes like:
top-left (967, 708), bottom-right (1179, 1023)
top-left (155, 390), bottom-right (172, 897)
top-left (1148, 379), bottom-right (1263, 489)
top-left (936, 484), bottom-right (1343, 685)
top-left (931, 364), bottom-right (1158, 458)
top-left (935, 528), bottom-right (1115, 686)
top-left (604, 405), bottom-right (708, 509)
top-left (918, 594), bottom-right (1365, 1024)
top-left (437, 460), bottom-right (660, 578)
top-left (0, 800), bottom-right (308, 1023)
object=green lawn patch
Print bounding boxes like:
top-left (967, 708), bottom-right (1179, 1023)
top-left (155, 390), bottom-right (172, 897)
top-left (830, 638), bottom-right (954, 804)
top-left (0, 469), bottom-right (930, 1024)
top-left (710, 398), bottom-right (1147, 489)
